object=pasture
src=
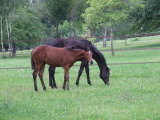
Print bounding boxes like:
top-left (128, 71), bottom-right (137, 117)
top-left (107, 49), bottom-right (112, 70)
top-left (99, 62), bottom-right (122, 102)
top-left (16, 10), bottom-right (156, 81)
top-left (0, 36), bottom-right (160, 120)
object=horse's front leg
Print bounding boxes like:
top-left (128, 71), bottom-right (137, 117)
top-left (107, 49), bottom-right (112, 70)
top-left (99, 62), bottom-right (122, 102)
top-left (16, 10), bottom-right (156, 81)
top-left (76, 60), bottom-right (92, 86)
top-left (84, 62), bottom-right (92, 86)
top-left (75, 61), bottom-right (85, 86)
top-left (48, 66), bottom-right (58, 89)
top-left (63, 66), bottom-right (69, 90)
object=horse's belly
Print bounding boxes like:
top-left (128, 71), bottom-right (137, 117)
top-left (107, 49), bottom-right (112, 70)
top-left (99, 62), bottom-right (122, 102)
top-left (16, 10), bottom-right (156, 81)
top-left (45, 59), bottom-right (63, 67)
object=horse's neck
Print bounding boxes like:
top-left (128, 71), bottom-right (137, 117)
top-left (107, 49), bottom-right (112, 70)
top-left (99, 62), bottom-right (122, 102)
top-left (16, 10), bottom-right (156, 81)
top-left (91, 45), bottom-right (108, 70)
top-left (93, 53), bottom-right (108, 71)
top-left (96, 59), bottom-right (107, 70)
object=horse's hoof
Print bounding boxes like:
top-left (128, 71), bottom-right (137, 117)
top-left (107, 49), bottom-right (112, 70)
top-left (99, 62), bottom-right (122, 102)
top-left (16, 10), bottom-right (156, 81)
top-left (88, 83), bottom-right (92, 86)
top-left (34, 88), bottom-right (38, 91)
top-left (76, 83), bottom-right (79, 87)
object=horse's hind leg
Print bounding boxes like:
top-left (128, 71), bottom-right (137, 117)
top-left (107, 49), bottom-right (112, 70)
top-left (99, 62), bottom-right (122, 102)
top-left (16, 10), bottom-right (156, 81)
top-left (63, 66), bottom-right (69, 90)
top-left (39, 63), bottom-right (46, 90)
top-left (33, 69), bottom-right (39, 91)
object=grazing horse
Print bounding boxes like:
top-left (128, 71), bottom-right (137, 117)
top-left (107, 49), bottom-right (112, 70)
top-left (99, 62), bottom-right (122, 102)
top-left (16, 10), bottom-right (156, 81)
top-left (31, 45), bottom-right (93, 91)
top-left (47, 39), bottom-right (110, 89)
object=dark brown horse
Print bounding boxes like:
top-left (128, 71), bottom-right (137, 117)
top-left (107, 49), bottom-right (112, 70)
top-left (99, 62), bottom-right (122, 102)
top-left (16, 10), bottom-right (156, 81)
top-left (31, 45), bottom-right (92, 91)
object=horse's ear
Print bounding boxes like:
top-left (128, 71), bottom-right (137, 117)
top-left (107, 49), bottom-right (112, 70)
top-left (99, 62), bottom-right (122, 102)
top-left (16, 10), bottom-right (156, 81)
top-left (66, 46), bottom-right (74, 49)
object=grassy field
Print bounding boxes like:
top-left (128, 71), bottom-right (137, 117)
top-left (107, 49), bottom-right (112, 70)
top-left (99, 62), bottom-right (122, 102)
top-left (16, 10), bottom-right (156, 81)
top-left (0, 36), bottom-right (160, 120)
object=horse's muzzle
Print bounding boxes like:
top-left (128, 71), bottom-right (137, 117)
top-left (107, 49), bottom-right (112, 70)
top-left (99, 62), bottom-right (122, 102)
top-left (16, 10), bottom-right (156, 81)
top-left (106, 82), bottom-right (110, 85)
top-left (89, 59), bottom-right (94, 65)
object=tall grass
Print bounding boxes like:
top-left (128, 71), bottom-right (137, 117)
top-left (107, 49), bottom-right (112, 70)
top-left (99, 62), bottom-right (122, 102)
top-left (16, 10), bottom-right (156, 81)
top-left (0, 36), bottom-right (160, 120)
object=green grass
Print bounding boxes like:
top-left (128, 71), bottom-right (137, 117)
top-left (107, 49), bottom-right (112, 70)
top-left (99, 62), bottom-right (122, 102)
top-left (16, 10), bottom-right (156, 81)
top-left (0, 36), bottom-right (160, 120)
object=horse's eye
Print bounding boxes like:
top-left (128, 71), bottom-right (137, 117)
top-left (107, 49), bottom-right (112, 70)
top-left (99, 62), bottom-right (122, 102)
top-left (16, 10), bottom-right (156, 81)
top-left (86, 53), bottom-right (88, 56)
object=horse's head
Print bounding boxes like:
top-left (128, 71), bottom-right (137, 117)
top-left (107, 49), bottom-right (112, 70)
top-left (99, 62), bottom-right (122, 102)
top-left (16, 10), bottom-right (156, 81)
top-left (83, 50), bottom-right (93, 64)
top-left (66, 46), bottom-right (93, 63)
top-left (100, 67), bottom-right (110, 85)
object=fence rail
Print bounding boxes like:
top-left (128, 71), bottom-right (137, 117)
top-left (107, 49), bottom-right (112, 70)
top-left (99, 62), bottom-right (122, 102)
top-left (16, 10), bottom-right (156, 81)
top-left (0, 61), bottom-right (160, 70)
top-left (1, 47), bottom-right (160, 57)
top-left (1, 33), bottom-right (160, 43)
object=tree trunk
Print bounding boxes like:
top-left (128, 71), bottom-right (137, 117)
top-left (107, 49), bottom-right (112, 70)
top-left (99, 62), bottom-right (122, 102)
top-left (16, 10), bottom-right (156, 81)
top-left (12, 43), bottom-right (16, 56)
top-left (60, 24), bottom-right (62, 38)
top-left (73, 20), bottom-right (76, 37)
top-left (9, 21), bottom-right (15, 57)
top-left (110, 26), bottom-right (115, 56)
top-left (85, 27), bottom-right (89, 39)
top-left (5, 16), bottom-right (12, 57)
top-left (1, 16), bottom-right (4, 57)
top-left (124, 35), bottom-right (127, 45)
top-left (55, 24), bottom-right (59, 38)
top-left (69, 21), bottom-right (72, 37)
top-left (103, 25), bottom-right (107, 47)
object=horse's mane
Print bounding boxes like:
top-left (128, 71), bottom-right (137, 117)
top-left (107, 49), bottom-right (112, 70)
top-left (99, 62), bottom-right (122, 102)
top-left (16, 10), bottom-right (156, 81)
top-left (91, 44), bottom-right (108, 67)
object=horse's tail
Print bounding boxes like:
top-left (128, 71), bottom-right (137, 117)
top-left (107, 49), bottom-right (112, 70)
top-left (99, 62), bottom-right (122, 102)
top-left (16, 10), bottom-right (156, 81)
top-left (31, 51), bottom-right (35, 70)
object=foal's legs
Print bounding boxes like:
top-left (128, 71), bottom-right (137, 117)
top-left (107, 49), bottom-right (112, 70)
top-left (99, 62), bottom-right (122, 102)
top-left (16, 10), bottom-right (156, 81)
top-left (48, 66), bottom-right (58, 89)
top-left (33, 65), bottom-right (41, 91)
top-left (63, 66), bottom-right (69, 90)
top-left (38, 63), bottom-right (46, 90)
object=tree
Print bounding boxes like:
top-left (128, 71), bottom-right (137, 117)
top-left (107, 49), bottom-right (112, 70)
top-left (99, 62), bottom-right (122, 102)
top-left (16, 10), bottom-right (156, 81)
top-left (129, 0), bottom-right (160, 33)
top-left (0, 0), bottom-right (30, 57)
top-left (82, 0), bottom-right (128, 56)
top-left (11, 6), bottom-right (47, 49)
top-left (45, 0), bottom-right (75, 38)
top-left (68, 0), bottom-right (88, 37)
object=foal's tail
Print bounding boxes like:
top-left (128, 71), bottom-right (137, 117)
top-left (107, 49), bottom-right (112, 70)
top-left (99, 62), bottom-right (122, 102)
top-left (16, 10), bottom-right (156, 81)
top-left (31, 57), bottom-right (35, 70)
top-left (31, 51), bottom-right (35, 70)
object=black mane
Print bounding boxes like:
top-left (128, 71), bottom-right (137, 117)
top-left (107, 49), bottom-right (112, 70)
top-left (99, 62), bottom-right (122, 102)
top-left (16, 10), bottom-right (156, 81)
top-left (91, 44), bottom-right (108, 68)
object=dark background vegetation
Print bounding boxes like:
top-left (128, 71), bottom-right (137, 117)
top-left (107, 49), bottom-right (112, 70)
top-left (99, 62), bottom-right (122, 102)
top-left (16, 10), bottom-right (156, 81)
top-left (0, 0), bottom-right (160, 54)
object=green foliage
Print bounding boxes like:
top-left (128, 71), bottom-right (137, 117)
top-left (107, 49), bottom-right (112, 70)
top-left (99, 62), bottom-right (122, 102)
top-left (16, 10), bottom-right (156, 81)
top-left (11, 7), bottom-right (46, 48)
top-left (45, 0), bottom-right (75, 38)
top-left (129, 0), bottom-right (160, 33)
top-left (46, 0), bottom-right (75, 25)
top-left (0, 0), bottom-right (29, 16)
top-left (82, 0), bottom-right (128, 30)
top-left (0, 0), bottom-right (160, 51)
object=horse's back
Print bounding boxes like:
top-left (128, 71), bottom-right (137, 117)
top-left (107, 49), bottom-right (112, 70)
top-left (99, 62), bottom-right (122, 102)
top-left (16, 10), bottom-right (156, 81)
top-left (47, 39), bottom-right (64, 47)
top-left (32, 45), bottom-right (65, 67)
top-left (45, 46), bottom-right (68, 67)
